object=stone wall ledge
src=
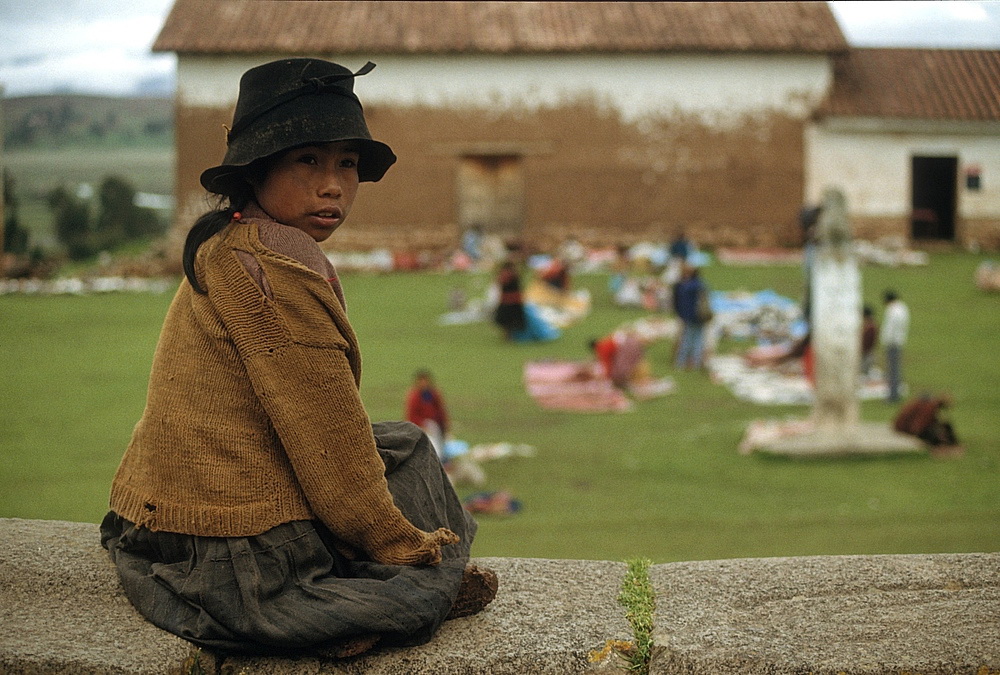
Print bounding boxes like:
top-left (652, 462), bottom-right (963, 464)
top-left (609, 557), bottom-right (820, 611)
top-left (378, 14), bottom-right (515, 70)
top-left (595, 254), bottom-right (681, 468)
top-left (1, 518), bottom-right (996, 675)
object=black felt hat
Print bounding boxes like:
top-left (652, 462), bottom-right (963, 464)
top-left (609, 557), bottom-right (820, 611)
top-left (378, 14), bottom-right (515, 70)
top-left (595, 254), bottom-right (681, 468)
top-left (199, 58), bottom-right (396, 194)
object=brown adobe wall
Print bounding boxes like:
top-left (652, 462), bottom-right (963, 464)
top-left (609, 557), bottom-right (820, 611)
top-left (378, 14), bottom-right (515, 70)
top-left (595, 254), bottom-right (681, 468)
top-left (358, 102), bottom-right (806, 252)
top-left (175, 105), bottom-right (232, 225)
top-left (851, 214), bottom-right (1000, 251)
top-left (851, 214), bottom-right (911, 243)
top-left (960, 217), bottom-right (1000, 251)
top-left (173, 99), bottom-right (807, 253)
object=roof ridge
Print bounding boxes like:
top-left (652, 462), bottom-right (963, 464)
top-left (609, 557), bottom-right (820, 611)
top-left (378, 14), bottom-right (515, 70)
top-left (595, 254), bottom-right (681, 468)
top-left (153, 0), bottom-right (848, 55)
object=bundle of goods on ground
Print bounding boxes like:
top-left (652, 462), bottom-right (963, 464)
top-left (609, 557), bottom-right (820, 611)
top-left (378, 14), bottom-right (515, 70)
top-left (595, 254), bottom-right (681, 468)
top-left (716, 248), bottom-right (804, 266)
top-left (704, 289), bottom-right (888, 405)
top-left (708, 289), bottom-right (807, 345)
top-left (709, 353), bottom-right (889, 406)
top-left (737, 418), bottom-right (818, 454)
top-left (462, 490), bottom-right (522, 515)
top-left (976, 260), bottom-right (1000, 292)
top-left (0, 276), bottom-right (174, 295)
top-left (438, 275), bottom-right (591, 340)
top-left (507, 302), bottom-right (564, 343)
top-left (522, 280), bottom-right (591, 329)
top-left (439, 438), bottom-right (537, 488)
top-left (612, 246), bottom-right (711, 310)
top-left (853, 239), bottom-right (930, 266)
top-left (326, 248), bottom-right (398, 272)
top-left (716, 239), bottom-right (928, 268)
top-left (612, 275), bottom-right (672, 311)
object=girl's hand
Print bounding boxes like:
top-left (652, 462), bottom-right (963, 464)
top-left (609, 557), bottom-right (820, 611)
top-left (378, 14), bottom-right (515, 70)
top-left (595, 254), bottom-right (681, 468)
top-left (374, 527), bottom-right (460, 566)
top-left (419, 528), bottom-right (461, 565)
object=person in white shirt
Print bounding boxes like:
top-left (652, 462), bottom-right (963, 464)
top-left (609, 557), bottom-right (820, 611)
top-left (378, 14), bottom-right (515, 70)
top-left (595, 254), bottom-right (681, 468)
top-left (879, 290), bottom-right (910, 402)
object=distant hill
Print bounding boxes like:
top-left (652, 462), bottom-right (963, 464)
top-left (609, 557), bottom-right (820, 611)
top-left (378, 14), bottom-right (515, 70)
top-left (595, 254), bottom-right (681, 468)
top-left (2, 94), bottom-right (173, 150)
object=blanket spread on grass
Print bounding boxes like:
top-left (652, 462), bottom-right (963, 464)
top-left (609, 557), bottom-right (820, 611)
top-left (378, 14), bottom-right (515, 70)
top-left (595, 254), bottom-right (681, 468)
top-left (709, 354), bottom-right (889, 406)
top-left (523, 361), bottom-right (633, 413)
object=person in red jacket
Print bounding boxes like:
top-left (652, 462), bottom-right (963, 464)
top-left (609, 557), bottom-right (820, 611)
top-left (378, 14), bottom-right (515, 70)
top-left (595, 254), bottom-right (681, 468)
top-left (589, 331), bottom-right (652, 392)
top-left (406, 370), bottom-right (450, 457)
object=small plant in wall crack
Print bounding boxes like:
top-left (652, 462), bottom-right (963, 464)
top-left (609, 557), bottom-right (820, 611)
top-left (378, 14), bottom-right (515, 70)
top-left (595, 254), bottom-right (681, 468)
top-left (181, 648), bottom-right (206, 675)
top-left (588, 558), bottom-right (655, 673)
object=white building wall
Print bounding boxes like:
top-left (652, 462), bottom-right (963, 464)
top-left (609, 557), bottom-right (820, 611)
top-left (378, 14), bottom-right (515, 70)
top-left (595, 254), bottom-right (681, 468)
top-left (177, 52), bottom-right (832, 124)
top-left (806, 119), bottom-right (1000, 219)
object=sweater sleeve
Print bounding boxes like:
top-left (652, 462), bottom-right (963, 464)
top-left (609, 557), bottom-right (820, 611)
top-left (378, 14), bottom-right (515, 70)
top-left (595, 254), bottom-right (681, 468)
top-left (206, 231), bottom-right (457, 565)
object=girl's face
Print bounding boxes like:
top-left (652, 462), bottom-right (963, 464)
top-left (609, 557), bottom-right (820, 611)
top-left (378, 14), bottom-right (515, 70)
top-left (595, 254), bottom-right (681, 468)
top-left (254, 141), bottom-right (360, 242)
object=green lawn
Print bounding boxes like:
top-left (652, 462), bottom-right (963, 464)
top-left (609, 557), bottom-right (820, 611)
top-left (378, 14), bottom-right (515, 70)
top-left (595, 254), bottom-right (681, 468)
top-left (4, 146), bottom-right (175, 199)
top-left (1, 251), bottom-right (997, 563)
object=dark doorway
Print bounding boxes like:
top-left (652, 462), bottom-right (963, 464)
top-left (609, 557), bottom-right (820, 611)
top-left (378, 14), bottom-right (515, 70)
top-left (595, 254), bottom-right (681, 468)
top-left (911, 155), bottom-right (957, 241)
top-left (456, 155), bottom-right (524, 240)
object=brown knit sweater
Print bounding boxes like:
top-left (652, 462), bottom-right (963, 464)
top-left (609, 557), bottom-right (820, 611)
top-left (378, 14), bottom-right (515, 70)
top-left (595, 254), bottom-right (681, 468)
top-left (110, 214), bottom-right (457, 566)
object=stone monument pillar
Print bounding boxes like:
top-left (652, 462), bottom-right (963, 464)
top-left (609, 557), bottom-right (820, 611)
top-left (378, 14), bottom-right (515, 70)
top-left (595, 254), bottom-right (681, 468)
top-left (811, 188), bottom-right (860, 430)
top-left (751, 188), bottom-right (924, 458)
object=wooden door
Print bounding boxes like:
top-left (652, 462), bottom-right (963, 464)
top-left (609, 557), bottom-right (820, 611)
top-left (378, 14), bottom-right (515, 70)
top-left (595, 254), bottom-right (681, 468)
top-left (457, 155), bottom-right (524, 239)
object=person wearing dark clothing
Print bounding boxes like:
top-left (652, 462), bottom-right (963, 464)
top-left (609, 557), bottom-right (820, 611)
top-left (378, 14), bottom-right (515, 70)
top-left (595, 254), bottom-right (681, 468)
top-left (800, 204), bottom-right (821, 325)
top-left (669, 230), bottom-right (692, 262)
top-left (493, 260), bottom-right (526, 338)
top-left (860, 305), bottom-right (878, 377)
top-left (672, 264), bottom-right (710, 369)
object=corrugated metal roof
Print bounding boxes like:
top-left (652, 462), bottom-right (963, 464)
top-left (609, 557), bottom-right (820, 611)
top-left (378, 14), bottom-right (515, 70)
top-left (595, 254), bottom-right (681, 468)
top-left (153, 1), bottom-right (848, 55)
top-left (821, 48), bottom-right (1000, 122)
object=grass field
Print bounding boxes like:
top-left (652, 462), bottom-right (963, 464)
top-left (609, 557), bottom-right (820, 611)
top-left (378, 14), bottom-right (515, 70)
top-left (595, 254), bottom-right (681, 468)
top-left (1, 251), bottom-right (997, 563)
top-left (4, 146), bottom-right (174, 199)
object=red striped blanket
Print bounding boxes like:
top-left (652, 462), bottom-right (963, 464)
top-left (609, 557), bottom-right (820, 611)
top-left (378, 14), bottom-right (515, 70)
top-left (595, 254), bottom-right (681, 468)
top-left (523, 361), bottom-right (633, 413)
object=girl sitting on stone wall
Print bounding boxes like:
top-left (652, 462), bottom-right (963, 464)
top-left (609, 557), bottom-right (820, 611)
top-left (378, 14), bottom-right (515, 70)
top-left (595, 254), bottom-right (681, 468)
top-left (100, 58), bottom-right (496, 658)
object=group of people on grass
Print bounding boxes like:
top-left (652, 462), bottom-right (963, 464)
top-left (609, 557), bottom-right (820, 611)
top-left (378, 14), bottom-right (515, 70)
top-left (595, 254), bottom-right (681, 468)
top-left (487, 211), bottom-right (947, 451)
top-left (492, 229), bottom-right (713, 378)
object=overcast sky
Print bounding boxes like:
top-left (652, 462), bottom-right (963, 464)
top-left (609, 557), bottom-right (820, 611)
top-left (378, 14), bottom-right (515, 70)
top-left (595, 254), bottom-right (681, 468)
top-left (1, 0), bottom-right (999, 98)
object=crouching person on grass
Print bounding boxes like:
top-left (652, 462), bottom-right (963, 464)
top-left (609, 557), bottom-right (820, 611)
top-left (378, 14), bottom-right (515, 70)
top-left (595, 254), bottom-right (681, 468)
top-left (100, 58), bottom-right (496, 658)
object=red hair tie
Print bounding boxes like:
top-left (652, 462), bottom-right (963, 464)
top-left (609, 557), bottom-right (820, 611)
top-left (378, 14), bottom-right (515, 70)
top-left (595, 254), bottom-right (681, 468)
top-left (232, 211), bottom-right (242, 221)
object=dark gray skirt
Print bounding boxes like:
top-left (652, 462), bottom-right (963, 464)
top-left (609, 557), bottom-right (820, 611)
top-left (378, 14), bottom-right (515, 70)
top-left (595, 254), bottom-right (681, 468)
top-left (100, 421), bottom-right (477, 655)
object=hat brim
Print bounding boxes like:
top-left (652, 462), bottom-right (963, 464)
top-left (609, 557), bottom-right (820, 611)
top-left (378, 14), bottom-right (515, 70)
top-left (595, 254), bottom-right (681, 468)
top-left (200, 137), bottom-right (396, 194)
top-left (199, 90), bottom-right (396, 194)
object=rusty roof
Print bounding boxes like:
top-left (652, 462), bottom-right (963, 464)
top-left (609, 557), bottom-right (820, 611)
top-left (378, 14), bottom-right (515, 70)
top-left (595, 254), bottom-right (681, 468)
top-left (820, 48), bottom-right (1000, 122)
top-left (153, 1), bottom-right (847, 55)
